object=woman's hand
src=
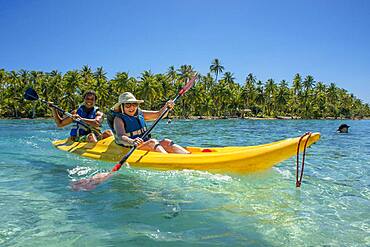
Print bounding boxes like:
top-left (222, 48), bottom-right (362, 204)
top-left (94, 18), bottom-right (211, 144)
top-left (165, 100), bottom-right (175, 110)
top-left (131, 137), bottom-right (144, 147)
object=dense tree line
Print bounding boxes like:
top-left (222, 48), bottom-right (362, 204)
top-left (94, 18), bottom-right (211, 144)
top-left (1, 60), bottom-right (369, 119)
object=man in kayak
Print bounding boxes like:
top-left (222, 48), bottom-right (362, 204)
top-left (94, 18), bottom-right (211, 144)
top-left (108, 92), bottom-right (190, 154)
top-left (49, 90), bottom-right (113, 142)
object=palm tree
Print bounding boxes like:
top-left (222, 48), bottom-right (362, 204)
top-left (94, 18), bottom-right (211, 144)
top-left (0, 69), bottom-right (7, 115)
top-left (192, 76), bottom-right (210, 116)
top-left (176, 65), bottom-right (195, 116)
top-left (302, 75), bottom-right (315, 117)
top-left (177, 64), bottom-right (194, 82)
top-left (264, 79), bottom-right (277, 116)
top-left (276, 80), bottom-right (290, 115)
top-left (18, 69), bottom-right (29, 85)
top-left (291, 73), bottom-right (303, 117)
top-left (139, 70), bottom-right (158, 108)
top-left (242, 73), bottom-right (256, 110)
top-left (8, 71), bottom-right (22, 118)
top-left (222, 72), bottom-right (235, 84)
top-left (196, 74), bottom-right (214, 116)
top-left (303, 75), bottom-right (315, 92)
top-left (218, 72), bottom-right (239, 116)
top-left (209, 58), bottom-right (224, 83)
top-left (94, 67), bottom-right (107, 82)
top-left (255, 80), bottom-right (265, 116)
top-left (312, 81), bottom-right (326, 118)
top-left (166, 66), bottom-right (177, 85)
top-left (93, 67), bottom-right (110, 110)
top-left (326, 83), bottom-right (338, 104)
top-left (212, 80), bottom-right (231, 116)
top-left (326, 83), bottom-right (339, 117)
top-left (156, 73), bottom-right (173, 100)
top-left (292, 73), bottom-right (302, 96)
top-left (111, 72), bottom-right (129, 93)
top-left (80, 65), bottom-right (94, 91)
top-left (29, 71), bottom-right (45, 118)
top-left (229, 84), bottom-right (243, 117)
top-left (48, 70), bottom-right (63, 104)
top-left (62, 70), bottom-right (82, 110)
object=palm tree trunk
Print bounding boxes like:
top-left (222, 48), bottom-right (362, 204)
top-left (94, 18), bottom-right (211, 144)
top-left (14, 106), bottom-right (18, 118)
top-left (32, 104), bottom-right (36, 118)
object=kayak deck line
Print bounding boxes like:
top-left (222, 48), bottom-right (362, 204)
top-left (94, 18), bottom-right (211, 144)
top-left (52, 133), bottom-right (321, 174)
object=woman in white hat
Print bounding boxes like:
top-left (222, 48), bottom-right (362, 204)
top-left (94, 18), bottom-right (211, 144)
top-left (108, 92), bottom-right (190, 154)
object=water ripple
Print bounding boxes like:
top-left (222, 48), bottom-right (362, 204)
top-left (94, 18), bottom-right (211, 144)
top-left (1, 119), bottom-right (369, 246)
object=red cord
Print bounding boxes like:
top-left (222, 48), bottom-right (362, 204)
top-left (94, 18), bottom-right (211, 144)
top-left (296, 132), bottom-right (312, 187)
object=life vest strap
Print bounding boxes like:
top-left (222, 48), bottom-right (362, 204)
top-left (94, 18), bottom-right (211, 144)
top-left (128, 127), bottom-right (147, 137)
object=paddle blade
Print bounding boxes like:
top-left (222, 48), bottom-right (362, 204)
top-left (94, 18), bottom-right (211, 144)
top-left (179, 73), bottom-right (197, 96)
top-left (71, 162), bottom-right (128, 191)
top-left (71, 172), bottom-right (113, 191)
top-left (24, 87), bottom-right (39, 101)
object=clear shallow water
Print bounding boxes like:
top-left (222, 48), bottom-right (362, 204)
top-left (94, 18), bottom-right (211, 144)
top-left (0, 119), bottom-right (369, 246)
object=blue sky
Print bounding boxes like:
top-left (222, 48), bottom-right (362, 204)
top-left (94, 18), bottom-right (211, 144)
top-left (1, 0), bottom-right (369, 103)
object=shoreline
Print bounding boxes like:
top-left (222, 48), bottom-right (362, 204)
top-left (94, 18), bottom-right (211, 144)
top-left (1, 116), bottom-right (370, 121)
top-left (183, 116), bottom-right (370, 120)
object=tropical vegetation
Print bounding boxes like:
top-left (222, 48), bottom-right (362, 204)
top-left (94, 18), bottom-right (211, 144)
top-left (1, 60), bottom-right (369, 119)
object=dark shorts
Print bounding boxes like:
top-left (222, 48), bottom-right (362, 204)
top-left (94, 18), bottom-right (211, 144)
top-left (72, 132), bottom-right (102, 142)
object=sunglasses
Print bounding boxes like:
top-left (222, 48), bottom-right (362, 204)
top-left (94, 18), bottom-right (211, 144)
top-left (124, 103), bottom-right (138, 108)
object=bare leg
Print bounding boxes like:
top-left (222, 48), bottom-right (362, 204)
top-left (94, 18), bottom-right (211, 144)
top-left (102, 130), bottom-right (113, 139)
top-left (160, 139), bottom-right (190, 154)
top-left (138, 139), bottom-right (168, 153)
top-left (87, 133), bottom-right (98, 143)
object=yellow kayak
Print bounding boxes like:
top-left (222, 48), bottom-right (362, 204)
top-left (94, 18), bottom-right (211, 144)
top-left (52, 133), bottom-right (320, 174)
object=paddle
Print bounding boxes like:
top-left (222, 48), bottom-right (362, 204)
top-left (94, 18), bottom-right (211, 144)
top-left (24, 87), bottom-right (100, 136)
top-left (71, 73), bottom-right (197, 191)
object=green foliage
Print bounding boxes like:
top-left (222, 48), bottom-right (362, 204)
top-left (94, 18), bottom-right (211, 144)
top-left (0, 64), bottom-right (369, 119)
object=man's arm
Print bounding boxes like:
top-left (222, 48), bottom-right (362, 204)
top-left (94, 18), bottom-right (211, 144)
top-left (50, 107), bottom-right (73, 127)
top-left (77, 110), bottom-right (103, 128)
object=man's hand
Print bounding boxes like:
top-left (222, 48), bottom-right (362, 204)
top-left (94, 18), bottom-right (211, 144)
top-left (72, 112), bottom-right (82, 121)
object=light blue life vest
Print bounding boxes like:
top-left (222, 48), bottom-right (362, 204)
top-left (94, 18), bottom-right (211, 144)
top-left (70, 105), bottom-right (100, 137)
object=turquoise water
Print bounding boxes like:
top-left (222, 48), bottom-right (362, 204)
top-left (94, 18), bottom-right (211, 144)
top-left (0, 119), bottom-right (369, 246)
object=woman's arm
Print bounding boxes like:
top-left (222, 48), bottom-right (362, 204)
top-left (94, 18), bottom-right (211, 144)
top-left (142, 100), bottom-right (174, 121)
top-left (113, 117), bottom-right (134, 146)
top-left (142, 109), bottom-right (161, 121)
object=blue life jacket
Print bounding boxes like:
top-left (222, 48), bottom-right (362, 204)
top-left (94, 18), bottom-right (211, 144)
top-left (70, 105), bottom-right (100, 137)
top-left (109, 109), bottom-right (149, 141)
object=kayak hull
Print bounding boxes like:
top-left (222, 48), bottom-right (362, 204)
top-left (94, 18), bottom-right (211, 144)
top-left (52, 133), bottom-right (320, 174)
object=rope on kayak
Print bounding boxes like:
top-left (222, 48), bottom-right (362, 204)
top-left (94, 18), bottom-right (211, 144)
top-left (296, 132), bottom-right (312, 188)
